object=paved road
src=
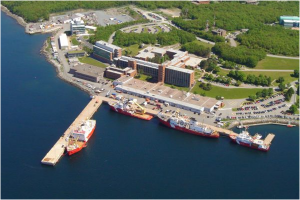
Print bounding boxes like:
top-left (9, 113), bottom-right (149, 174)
top-left (79, 35), bottom-right (93, 49)
top-left (108, 31), bottom-right (115, 44)
top-left (196, 36), bottom-right (215, 45)
top-left (267, 54), bottom-right (299, 60)
top-left (221, 67), bottom-right (294, 72)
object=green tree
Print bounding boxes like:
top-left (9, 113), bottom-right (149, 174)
top-left (289, 104), bottom-right (298, 114)
top-left (279, 82), bottom-right (286, 91)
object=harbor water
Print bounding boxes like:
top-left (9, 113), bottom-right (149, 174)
top-left (1, 12), bottom-right (299, 199)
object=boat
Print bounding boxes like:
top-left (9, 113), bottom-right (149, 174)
top-left (237, 121), bottom-right (244, 129)
top-left (108, 98), bottom-right (153, 121)
top-left (229, 130), bottom-right (270, 152)
top-left (157, 110), bottom-right (219, 138)
top-left (66, 120), bottom-right (96, 156)
top-left (287, 121), bottom-right (294, 128)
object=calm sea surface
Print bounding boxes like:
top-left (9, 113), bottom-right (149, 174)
top-left (1, 12), bottom-right (299, 199)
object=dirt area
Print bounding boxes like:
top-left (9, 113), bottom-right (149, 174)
top-left (104, 7), bottom-right (127, 16)
top-left (158, 8), bottom-right (181, 18)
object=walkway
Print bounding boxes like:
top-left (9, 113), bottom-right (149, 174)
top-left (267, 54), bottom-right (299, 60)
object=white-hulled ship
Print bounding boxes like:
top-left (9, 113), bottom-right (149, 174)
top-left (157, 110), bottom-right (219, 138)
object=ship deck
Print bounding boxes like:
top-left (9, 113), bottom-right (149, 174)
top-left (41, 96), bottom-right (102, 166)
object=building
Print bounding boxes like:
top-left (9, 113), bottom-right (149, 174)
top-left (93, 41), bottom-right (122, 63)
top-left (212, 29), bottom-right (227, 37)
top-left (104, 66), bottom-right (136, 79)
top-left (280, 16), bottom-right (300, 28)
top-left (85, 25), bottom-right (97, 31)
top-left (67, 50), bottom-right (85, 58)
top-left (59, 33), bottom-right (69, 50)
top-left (164, 66), bottom-right (195, 87)
top-left (70, 64), bottom-right (103, 82)
top-left (71, 20), bottom-right (85, 35)
top-left (113, 78), bottom-right (221, 113)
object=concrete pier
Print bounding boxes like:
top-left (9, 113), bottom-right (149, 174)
top-left (41, 96), bottom-right (102, 166)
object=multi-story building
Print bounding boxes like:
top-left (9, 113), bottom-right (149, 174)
top-left (67, 50), bottom-right (85, 58)
top-left (70, 64), bottom-right (103, 82)
top-left (71, 20), bottom-right (85, 35)
top-left (93, 41), bottom-right (122, 63)
top-left (164, 66), bottom-right (195, 87)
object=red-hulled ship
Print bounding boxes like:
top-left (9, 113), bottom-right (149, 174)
top-left (157, 111), bottom-right (219, 138)
top-left (66, 120), bottom-right (96, 155)
top-left (109, 99), bottom-right (153, 121)
top-left (229, 130), bottom-right (273, 152)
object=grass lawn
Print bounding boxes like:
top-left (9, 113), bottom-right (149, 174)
top-left (71, 37), bottom-right (80, 45)
top-left (78, 56), bottom-right (107, 68)
top-left (191, 82), bottom-right (264, 99)
top-left (217, 68), bottom-right (297, 85)
top-left (83, 36), bottom-right (89, 40)
top-left (164, 83), bottom-right (189, 92)
top-left (122, 44), bottom-right (140, 56)
top-left (135, 74), bottom-right (153, 81)
top-left (193, 40), bottom-right (214, 49)
top-left (256, 56), bottom-right (299, 70)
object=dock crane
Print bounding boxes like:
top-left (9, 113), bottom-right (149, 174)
top-left (133, 101), bottom-right (146, 114)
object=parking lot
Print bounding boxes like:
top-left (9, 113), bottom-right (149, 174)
top-left (122, 23), bottom-right (171, 34)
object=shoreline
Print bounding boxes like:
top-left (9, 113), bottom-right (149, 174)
top-left (1, 5), bottom-right (27, 28)
top-left (2, 8), bottom-right (299, 129)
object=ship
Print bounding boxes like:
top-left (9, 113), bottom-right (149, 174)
top-left (66, 119), bottom-right (96, 156)
top-left (109, 98), bottom-right (153, 121)
top-left (229, 130), bottom-right (270, 152)
top-left (157, 110), bottom-right (219, 138)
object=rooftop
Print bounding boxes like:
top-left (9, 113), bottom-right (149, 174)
top-left (166, 66), bottom-right (194, 74)
top-left (73, 63), bottom-right (104, 77)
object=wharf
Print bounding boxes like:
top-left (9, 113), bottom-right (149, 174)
top-left (41, 96), bottom-right (102, 166)
top-left (264, 133), bottom-right (275, 146)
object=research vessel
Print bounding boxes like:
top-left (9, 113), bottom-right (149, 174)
top-left (109, 99), bottom-right (153, 120)
top-left (66, 120), bottom-right (96, 155)
top-left (157, 110), bottom-right (219, 138)
top-left (229, 130), bottom-right (271, 151)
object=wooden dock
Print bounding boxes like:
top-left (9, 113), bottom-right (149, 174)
top-left (41, 96), bottom-right (102, 166)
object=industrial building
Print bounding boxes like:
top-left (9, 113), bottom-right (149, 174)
top-left (212, 29), bottom-right (227, 37)
top-left (71, 20), bottom-right (86, 35)
top-left (67, 50), bottom-right (85, 58)
top-left (59, 33), bottom-right (69, 50)
top-left (279, 16), bottom-right (300, 28)
top-left (93, 40), bottom-right (122, 63)
top-left (113, 77), bottom-right (220, 113)
top-left (70, 63), bottom-right (104, 82)
top-left (104, 66), bottom-right (136, 79)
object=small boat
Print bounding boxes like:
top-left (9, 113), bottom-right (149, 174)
top-left (287, 121), bottom-right (294, 128)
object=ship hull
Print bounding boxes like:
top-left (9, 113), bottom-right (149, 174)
top-left (229, 136), bottom-right (269, 152)
top-left (67, 124), bottom-right (96, 156)
top-left (109, 105), bottom-right (153, 121)
top-left (159, 118), bottom-right (219, 138)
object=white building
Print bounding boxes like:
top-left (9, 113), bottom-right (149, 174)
top-left (71, 20), bottom-right (85, 35)
top-left (59, 33), bottom-right (69, 50)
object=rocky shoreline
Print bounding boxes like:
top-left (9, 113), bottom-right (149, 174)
top-left (1, 5), bottom-right (27, 28)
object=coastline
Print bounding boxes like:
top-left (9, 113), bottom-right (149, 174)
top-left (1, 5), bottom-right (27, 28)
top-left (2, 8), bottom-right (299, 129)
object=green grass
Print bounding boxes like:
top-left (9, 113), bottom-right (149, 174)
top-left (78, 56), bottom-right (107, 68)
top-left (256, 56), bottom-right (299, 70)
top-left (191, 82), bottom-right (264, 99)
top-left (217, 68), bottom-right (297, 85)
top-left (46, 37), bottom-right (51, 52)
top-left (135, 74), bottom-right (152, 81)
top-left (122, 44), bottom-right (140, 56)
top-left (83, 36), bottom-right (89, 40)
top-left (164, 83), bottom-right (189, 92)
top-left (71, 37), bottom-right (80, 45)
top-left (193, 40), bottom-right (214, 49)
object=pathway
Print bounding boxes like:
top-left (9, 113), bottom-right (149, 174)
top-left (267, 54), bottom-right (299, 60)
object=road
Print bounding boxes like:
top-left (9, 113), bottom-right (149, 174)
top-left (267, 54), bottom-right (299, 60)
top-left (79, 35), bottom-right (93, 49)
top-left (221, 67), bottom-right (294, 72)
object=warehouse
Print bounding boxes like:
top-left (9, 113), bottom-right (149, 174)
top-left (59, 33), bottom-right (69, 50)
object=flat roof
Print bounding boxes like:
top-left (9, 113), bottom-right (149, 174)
top-left (185, 56), bottom-right (203, 67)
top-left (116, 78), bottom-right (220, 110)
top-left (68, 50), bottom-right (85, 54)
top-left (59, 34), bottom-right (68, 47)
top-left (73, 63), bottom-right (104, 77)
top-left (166, 66), bottom-right (194, 74)
top-left (95, 40), bottom-right (121, 50)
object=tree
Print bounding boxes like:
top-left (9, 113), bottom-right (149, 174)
top-left (279, 82), bottom-right (286, 91)
top-left (276, 77), bottom-right (285, 83)
top-left (289, 104), bottom-right (297, 114)
top-left (293, 69), bottom-right (299, 78)
top-left (248, 95), bottom-right (256, 101)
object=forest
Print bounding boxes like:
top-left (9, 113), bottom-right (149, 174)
top-left (228, 70), bottom-right (272, 86)
top-left (112, 29), bottom-right (196, 47)
top-left (171, 1), bottom-right (299, 56)
top-left (181, 41), bottom-right (210, 57)
top-left (212, 43), bottom-right (266, 67)
top-left (0, 0), bottom-right (188, 22)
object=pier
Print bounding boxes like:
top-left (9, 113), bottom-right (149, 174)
top-left (42, 95), bottom-right (277, 166)
top-left (41, 96), bottom-right (102, 166)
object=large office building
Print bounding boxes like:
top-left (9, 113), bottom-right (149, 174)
top-left (93, 41), bottom-right (122, 63)
top-left (70, 63), bottom-right (103, 82)
top-left (114, 55), bottom-right (195, 87)
top-left (71, 20), bottom-right (86, 35)
top-left (280, 16), bottom-right (300, 27)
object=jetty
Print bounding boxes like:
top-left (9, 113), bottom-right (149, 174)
top-left (42, 95), bottom-right (276, 166)
top-left (41, 96), bottom-right (102, 166)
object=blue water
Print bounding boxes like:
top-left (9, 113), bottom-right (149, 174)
top-left (1, 12), bottom-right (299, 199)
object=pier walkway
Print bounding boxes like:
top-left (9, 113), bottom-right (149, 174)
top-left (41, 96), bottom-right (102, 166)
